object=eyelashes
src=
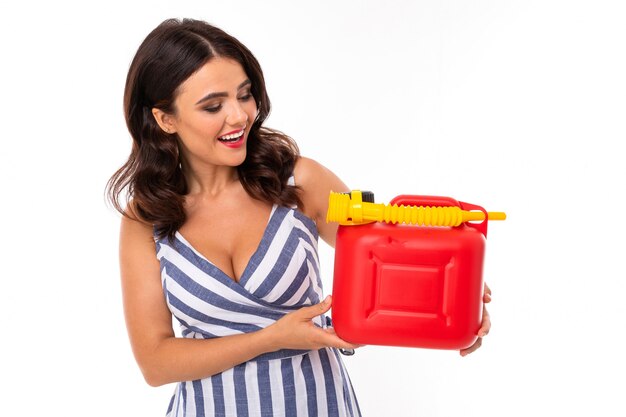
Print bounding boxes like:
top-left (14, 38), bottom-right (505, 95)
top-left (204, 105), bottom-right (221, 113)
top-left (203, 93), bottom-right (254, 114)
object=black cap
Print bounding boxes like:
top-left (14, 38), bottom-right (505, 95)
top-left (342, 190), bottom-right (375, 203)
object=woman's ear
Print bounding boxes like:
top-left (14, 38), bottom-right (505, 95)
top-left (151, 108), bottom-right (177, 134)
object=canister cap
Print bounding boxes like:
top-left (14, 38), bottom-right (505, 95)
top-left (342, 190), bottom-right (375, 203)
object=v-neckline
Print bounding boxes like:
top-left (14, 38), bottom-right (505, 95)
top-left (175, 204), bottom-right (279, 287)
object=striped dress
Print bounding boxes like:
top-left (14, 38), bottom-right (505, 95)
top-left (154, 201), bottom-right (362, 417)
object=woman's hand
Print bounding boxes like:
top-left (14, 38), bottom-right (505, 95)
top-left (459, 283), bottom-right (492, 357)
top-left (264, 296), bottom-right (361, 352)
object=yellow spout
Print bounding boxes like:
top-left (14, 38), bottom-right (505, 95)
top-left (327, 190), bottom-right (506, 226)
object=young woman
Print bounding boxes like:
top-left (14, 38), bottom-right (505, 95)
top-left (107, 18), bottom-right (490, 417)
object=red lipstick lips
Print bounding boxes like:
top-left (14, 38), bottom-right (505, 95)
top-left (217, 128), bottom-right (246, 148)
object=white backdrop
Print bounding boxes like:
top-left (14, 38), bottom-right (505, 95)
top-left (1, 1), bottom-right (625, 416)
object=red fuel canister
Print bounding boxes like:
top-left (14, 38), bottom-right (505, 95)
top-left (330, 193), bottom-right (493, 350)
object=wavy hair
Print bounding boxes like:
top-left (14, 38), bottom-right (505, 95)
top-left (106, 18), bottom-right (301, 240)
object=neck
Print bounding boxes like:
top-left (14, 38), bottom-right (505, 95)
top-left (182, 162), bottom-right (239, 198)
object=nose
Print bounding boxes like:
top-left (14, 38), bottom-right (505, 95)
top-left (226, 100), bottom-right (248, 127)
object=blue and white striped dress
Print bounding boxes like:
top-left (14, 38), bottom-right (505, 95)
top-left (154, 200), bottom-right (361, 417)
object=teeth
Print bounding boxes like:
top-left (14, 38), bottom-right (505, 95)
top-left (218, 130), bottom-right (244, 141)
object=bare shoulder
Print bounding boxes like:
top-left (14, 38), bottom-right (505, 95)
top-left (294, 156), bottom-right (348, 192)
top-left (294, 156), bottom-right (349, 246)
top-left (120, 213), bottom-right (153, 240)
top-left (119, 204), bottom-right (157, 258)
top-left (293, 156), bottom-right (328, 184)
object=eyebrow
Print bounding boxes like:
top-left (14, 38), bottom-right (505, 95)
top-left (195, 79), bottom-right (252, 105)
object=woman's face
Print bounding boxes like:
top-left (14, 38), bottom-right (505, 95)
top-left (160, 57), bottom-right (258, 169)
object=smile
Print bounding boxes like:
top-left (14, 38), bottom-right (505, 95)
top-left (218, 129), bottom-right (245, 142)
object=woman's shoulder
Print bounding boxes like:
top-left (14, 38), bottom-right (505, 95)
top-left (120, 201), bottom-right (156, 242)
top-left (293, 156), bottom-right (327, 185)
top-left (293, 156), bottom-right (346, 195)
top-left (293, 156), bottom-right (350, 225)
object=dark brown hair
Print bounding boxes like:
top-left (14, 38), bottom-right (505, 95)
top-left (106, 18), bottom-right (301, 240)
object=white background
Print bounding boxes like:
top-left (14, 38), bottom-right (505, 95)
top-left (1, 1), bottom-right (625, 416)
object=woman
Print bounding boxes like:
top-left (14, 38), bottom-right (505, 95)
top-left (107, 18), bottom-right (490, 417)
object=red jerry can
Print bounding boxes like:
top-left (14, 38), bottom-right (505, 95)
top-left (331, 194), bottom-right (489, 350)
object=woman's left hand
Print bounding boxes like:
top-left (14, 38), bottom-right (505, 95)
top-left (459, 283), bottom-right (492, 357)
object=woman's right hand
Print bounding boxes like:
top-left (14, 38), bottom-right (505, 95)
top-left (264, 296), bottom-right (361, 352)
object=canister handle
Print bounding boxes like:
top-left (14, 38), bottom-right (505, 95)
top-left (390, 195), bottom-right (460, 208)
top-left (389, 195), bottom-right (488, 237)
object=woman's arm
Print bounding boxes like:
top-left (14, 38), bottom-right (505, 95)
top-left (120, 212), bottom-right (358, 386)
top-left (294, 156), bottom-right (350, 248)
top-left (120, 215), bottom-right (272, 386)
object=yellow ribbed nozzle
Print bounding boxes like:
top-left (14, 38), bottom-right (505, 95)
top-left (327, 190), bottom-right (506, 226)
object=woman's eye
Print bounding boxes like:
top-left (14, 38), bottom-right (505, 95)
top-left (238, 91), bottom-right (253, 101)
top-left (204, 104), bottom-right (222, 113)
